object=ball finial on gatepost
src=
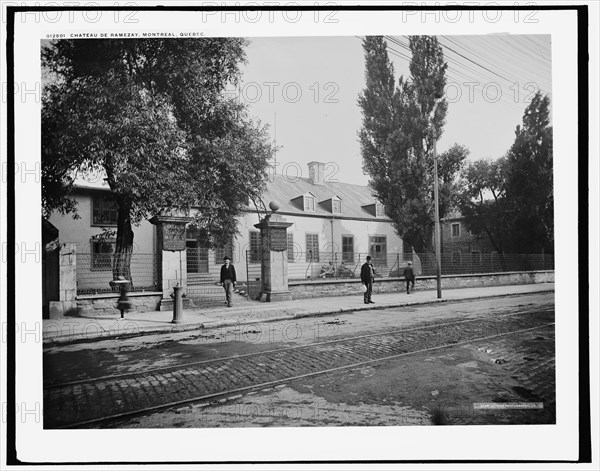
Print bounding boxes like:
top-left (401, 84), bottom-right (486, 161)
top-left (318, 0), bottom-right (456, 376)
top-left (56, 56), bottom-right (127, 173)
top-left (269, 201), bottom-right (280, 213)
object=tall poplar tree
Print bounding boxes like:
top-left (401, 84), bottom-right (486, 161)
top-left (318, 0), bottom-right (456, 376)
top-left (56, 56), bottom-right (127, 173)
top-left (358, 36), bottom-right (464, 253)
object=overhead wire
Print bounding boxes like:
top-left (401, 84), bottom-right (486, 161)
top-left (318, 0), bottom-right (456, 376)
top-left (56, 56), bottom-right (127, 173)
top-left (379, 35), bottom-right (535, 112)
top-left (356, 34), bottom-right (551, 116)
top-left (443, 35), bottom-right (551, 94)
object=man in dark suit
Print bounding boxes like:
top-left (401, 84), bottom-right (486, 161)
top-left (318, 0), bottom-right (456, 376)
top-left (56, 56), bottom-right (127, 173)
top-left (220, 256), bottom-right (237, 307)
top-left (360, 255), bottom-right (376, 304)
top-left (402, 261), bottom-right (416, 294)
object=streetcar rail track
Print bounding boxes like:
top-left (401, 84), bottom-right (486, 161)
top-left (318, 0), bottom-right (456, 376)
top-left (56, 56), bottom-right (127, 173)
top-left (44, 309), bottom-right (554, 429)
top-left (46, 308), bottom-right (551, 390)
top-left (56, 322), bottom-right (555, 429)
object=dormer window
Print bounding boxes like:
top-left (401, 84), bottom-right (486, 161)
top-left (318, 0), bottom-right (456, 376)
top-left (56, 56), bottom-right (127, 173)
top-left (319, 195), bottom-right (342, 214)
top-left (332, 198), bottom-right (342, 214)
top-left (376, 203), bottom-right (386, 217)
top-left (304, 194), bottom-right (316, 212)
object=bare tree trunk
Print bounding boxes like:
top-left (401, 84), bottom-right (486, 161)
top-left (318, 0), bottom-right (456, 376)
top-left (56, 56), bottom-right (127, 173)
top-left (112, 200), bottom-right (134, 290)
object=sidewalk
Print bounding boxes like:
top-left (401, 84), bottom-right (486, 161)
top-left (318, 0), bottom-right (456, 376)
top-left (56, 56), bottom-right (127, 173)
top-left (42, 283), bottom-right (555, 345)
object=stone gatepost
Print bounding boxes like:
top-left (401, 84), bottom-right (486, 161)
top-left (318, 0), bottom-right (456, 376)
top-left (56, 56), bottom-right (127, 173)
top-left (150, 215), bottom-right (192, 311)
top-left (254, 212), bottom-right (293, 302)
top-left (48, 243), bottom-right (78, 318)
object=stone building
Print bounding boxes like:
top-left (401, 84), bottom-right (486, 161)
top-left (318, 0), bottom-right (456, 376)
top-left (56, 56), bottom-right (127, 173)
top-left (47, 161), bottom-right (405, 297)
top-left (440, 211), bottom-right (497, 269)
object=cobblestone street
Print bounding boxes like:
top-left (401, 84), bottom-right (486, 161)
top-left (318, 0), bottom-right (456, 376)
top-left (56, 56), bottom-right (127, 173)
top-left (116, 324), bottom-right (554, 428)
top-left (43, 293), bottom-right (555, 428)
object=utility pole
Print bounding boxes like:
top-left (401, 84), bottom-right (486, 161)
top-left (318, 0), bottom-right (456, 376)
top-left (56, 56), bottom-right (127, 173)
top-left (432, 128), bottom-right (442, 299)
top-left (430, 96), bottom-right (444, 299)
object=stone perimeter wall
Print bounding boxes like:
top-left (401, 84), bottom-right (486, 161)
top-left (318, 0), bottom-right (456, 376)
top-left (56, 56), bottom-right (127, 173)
top-left (288, 271), bottom-right (555, 300)
top-left (76, 293), bottom-right (162, 316)
top-left (71, 271), bottom-right (554, 314)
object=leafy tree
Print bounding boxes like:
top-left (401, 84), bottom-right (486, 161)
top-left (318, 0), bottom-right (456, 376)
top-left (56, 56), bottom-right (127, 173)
top-left (358, 36), bottom-right (465, 253)
top-left (438, 144), bottom-right (471, 217)
top-left (505, 91), bottom-right (553, 253)
top-left (458, 157), bottom-right (512, 253)
top-left (42, 39), bottom-right (273, 283)
top-left (459, 92), bottom-right (553, 255)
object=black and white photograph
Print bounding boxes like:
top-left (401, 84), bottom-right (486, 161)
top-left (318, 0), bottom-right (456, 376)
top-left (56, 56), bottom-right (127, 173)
top-left (2, 1), bottom-right (597, 467)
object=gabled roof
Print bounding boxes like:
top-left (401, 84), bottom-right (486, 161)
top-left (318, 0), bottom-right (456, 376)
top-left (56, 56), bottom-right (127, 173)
top-left (442, 210), bottom-right (463, 221)
top-left (70, 168), bottom-right (387, 220)
top-left (319, 194), bottom-right (342, 203)
top-left (257, 174), bottom-right (385, 219)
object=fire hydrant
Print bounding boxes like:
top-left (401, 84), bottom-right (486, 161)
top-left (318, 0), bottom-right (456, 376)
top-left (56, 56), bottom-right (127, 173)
top-left (171, 284), bottom-right (183, 324)
top-left (113, 279), bottom-right (131, 319)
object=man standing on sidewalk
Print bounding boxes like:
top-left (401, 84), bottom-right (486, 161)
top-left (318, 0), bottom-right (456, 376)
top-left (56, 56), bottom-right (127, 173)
top-left (220, 256), bottom-right (237, 307)
top-left (402, 261), bottom-right (416, 294)
top-left (361, 255), bottom-right (376, 304)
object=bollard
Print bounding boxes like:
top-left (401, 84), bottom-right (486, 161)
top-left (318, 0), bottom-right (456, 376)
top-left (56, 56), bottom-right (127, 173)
top-left (172, 285), bottom-right (183, 324)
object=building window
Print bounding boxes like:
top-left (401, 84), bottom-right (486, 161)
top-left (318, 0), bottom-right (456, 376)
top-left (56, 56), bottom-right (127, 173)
top-left (471, 251), bottom-right (481, 265)
top-left (452, 251), bottom-right (461, 264)
top-left (92, 195), bottom-right (118, 226)
top-left (304, 195), bottom-right (315, 212)
top-left (215, 239), bottom-right (233, 264)
top-left (332, 199), bottom-right (342, 214)
top-left (342, 236), bottom-right (354, 263)
top-left (376, 203), bottom-right (385, 218)
top-left (287, 233), bottom-right (295, 262)
top-left (249, 231), bottom-right (261, 263)
top-left (91, 239), bottom-right (115, 270)
top-left (451, 222), bottom-right (461, 238)
top-left (306, 233), bottom-right (319, 262)
top-left (369, 235), bottom-right (387, 267)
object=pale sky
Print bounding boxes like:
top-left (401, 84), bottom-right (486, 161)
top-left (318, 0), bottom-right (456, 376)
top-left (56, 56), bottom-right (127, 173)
top-left (235, 35), bottom-right (552, 186)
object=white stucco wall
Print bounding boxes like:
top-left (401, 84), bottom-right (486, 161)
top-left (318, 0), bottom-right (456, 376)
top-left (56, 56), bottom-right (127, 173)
top-left (49, 193), bottom-right (404, 286)
top-left (48, 192), bottom-right (157, 293)
top-left (48, 193), bottom-right (156, 254)
top-left (234, 211), bottom-right (403, 281)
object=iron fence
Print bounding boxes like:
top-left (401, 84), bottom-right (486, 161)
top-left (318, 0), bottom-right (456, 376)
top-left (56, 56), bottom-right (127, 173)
top-left (284, 251), bottom-right (554, 281)
top-left (416, 252), bottom-right (554, 276)
top-left (76, 252), bottom-right (159, 295)
top-left (186, 256), bottom-right (255, 307)
top-left (186, 281), bottom-right (229, 307)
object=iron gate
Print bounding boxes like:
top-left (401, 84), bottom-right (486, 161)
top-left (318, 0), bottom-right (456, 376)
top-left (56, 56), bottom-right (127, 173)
top-left (245, 250), bottom-right (262, 300)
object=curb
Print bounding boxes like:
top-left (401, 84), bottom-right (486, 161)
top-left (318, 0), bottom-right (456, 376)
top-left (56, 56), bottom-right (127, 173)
top-left (42, 289), bottom-right (554, 347)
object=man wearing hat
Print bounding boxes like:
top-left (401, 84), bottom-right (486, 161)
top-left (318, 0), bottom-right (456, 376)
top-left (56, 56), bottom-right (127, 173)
top-left (220, 256), bottom-right (237, 307)
top-left (402, 261), bottom-right (416, 294)
top-left (360, 255), bottom-right (377, 304)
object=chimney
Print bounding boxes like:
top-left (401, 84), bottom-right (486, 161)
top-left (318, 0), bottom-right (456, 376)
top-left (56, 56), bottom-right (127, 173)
top-left (308, 161), bottom-right (326, 186)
